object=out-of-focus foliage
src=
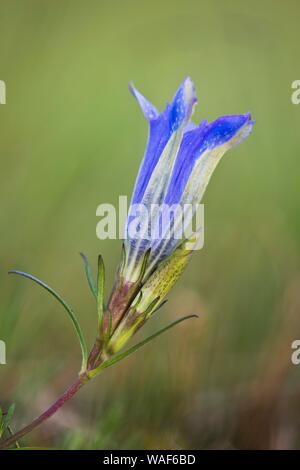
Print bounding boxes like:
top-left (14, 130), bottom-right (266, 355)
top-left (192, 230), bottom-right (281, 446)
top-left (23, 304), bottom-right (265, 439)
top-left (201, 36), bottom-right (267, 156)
top-left (1, 0), bottom-right (300, 449)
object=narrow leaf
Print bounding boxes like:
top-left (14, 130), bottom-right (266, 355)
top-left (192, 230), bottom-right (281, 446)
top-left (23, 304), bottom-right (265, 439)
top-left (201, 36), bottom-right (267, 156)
top-left (151, 299), bottom-right (168, 316)
top-left (79, 252), bottom-right (97, 301)
top-left (120, 243), bottom-right (126, 274)
top-left (0, 404), bottom-right (16, 440)
top-left (143, 296), bottom-right (160, 318)
top-left (0, 407), bottom-right (4, 438)
top-left (3, 403), bottom-right (15, 429)
top-left (88, 314), bottom-right (197, 379)
top-left (138, 248), bottom-right (151, 283)
top-left (97, 255), bottom-right (105, 336)
top-left (8, 270), bottom-right (88, 372)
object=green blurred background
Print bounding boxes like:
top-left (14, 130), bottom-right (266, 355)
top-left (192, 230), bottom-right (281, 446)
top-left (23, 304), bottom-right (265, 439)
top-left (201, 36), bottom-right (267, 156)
top-left (1, 0), bottom-right (300, 449)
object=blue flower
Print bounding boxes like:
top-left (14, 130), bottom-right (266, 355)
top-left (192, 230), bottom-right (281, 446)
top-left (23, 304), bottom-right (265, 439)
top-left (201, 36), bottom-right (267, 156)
top-left (123, 77), bottom-right (254, 281)
top-left (106, 78), bottom-right (253, 344)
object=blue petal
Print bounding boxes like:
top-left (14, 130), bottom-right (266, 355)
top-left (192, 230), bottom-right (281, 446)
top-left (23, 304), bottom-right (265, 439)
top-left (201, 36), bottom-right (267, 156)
top-left (144, 113), bottom-right (254, 272)
top-left (169, 77), bottom-right (197, 133)
top-left (164, 113), bottom-right (253, 205)
top-left (130, 106), bottom-right (171, 205)
top-left (130, 77), bottom-right (197, 205)
top-left (129, 82), bottom-right (159, 121)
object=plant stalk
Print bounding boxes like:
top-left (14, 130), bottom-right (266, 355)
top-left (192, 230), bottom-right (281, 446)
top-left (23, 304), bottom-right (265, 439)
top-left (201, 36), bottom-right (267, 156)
top-left (0, 373), bottom-right (89, 450)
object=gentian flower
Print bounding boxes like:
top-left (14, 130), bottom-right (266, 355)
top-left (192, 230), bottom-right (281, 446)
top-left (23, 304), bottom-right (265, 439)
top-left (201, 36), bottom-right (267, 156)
top-left (107, 77), bottom-right (254, 352)
top-left (1, 78), bottom-right (254, 448)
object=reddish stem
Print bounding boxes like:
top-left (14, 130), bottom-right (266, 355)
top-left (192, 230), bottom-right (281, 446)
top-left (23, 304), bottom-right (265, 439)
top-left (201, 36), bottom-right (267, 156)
top-left (0, 374), bottom-right (87, 450)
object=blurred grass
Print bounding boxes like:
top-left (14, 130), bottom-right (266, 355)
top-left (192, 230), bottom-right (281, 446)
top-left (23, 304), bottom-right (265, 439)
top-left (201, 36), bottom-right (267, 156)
top-left (1, 0), bottom-right (300, 449)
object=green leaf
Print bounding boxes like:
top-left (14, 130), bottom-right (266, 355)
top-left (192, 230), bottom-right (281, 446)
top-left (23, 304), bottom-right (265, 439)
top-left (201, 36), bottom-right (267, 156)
top-left (0, 407), bottom-right (4, 438)
top-left (97, 255), bottom-right (105, 337)
top-left (80, 252), bottom-right (97, 301)
top-left (138, 248), bottom-right (151, 283)
top-left (151, 299), bottom-right (168, 316)
top-left (87, 314), bottom-right (198, 379)
top-left (143, 296), bottom-right (160, 318)
top-left (0, 404), bottom-right (15, 439)
top-left (8, 270), bottom-right (88, 373)
top-left (3, 403), bottom-right (15, 429)
top-left (120, 243), bottom-right (126, 274)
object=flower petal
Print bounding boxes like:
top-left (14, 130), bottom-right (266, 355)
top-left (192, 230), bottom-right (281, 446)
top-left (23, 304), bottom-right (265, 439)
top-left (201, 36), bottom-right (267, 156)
top-left (146, 113), bottom-right (254, 269)
top-left (125, 78), bottom-right (197, 281)
top-left (130, 77), bottom-right (197, 206)
top-left (165, 113), bottom-right (254, 206)
top-left (129, 82), bottom-right (159, 121)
